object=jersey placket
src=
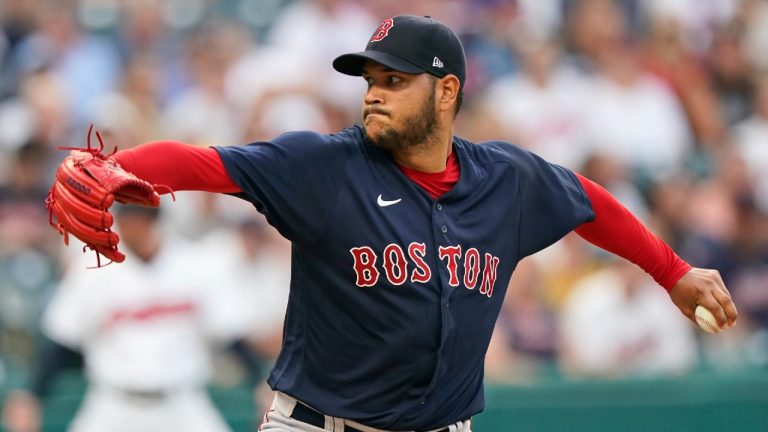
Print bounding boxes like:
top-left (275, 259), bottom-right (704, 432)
top-left (412, 198), bottom-right (458, 410)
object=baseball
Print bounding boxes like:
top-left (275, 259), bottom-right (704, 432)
top-left (695, 305), bottom-right (722, 334)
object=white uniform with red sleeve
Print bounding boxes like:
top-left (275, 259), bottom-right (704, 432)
top-left (43, 236), bottom-right (254, 432)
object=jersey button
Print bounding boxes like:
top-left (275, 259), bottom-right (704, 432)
top-left (436, 203), bottom-right (443, 211)
top-left (441, 225), bottom-right (448, 233)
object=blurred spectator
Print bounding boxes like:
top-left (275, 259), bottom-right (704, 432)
top-left (729, 199), bottom-right (768, 323)
top-left (0, 69), bottom-right (72, 157)
top-left (645, 175), bottom-right (694, 249)
top-left (240, 86), bottom-right (346, 140)
top-left (452, 97), bottom-right (507, 144)
top-left (559, 260), bottom-right (698, 378)
top-left (160, 25), bottom-right (250, 240)
top-left (641, 0), bottom-right (740, 54)
top-left (720, 121), bottom-right (768, 365)
top-left (486, 259), bottom-right (560, 383)
top-left (0, 140), bottom-right (59, 369)
top-left (531, 233), bottom-right (603, 311)
top-left (0, 28), bottom-right (7, 83)
top-left (481, 34), bottom-right (589, 168)
top-left (201, 215), bottom-right (290, 365)
top-left (741, 0), bottom-right (768, 73)
top-left (460, 1), bottom-right (519, 93)
top-left (89, 52), bottom-right (165, 149)
top-left (565, 0), bottom-right (629, 73)
top-left (568, 0), bottom-right (693, 184)
top-left (200, 215), bottom-right (291, 412)
top-left (641, 11), bottom-right (728, 150)
top-left (224, 41), bottom-right (316, 124)
top-left (580, 153), bottom-right (649, 221)
top-left (0, 140), bottom-right (53, 252)
top-left (265, 0), bottom-right (376, 114)
top-left (267, 0), bottom-right (375, 69)
top-left (676, 179), bottom-right (739, 277)
top-left (160, 187), bottom-right (262, 242)
top-left (2, 389), bottom-right (40, 432)
top-left (707, 22), bottom-right (754, 127)
top-left (732, 75), bottom-right (768, 212)
top-left (116, 0), bottom-right (185, 102)
top-left (0, 0), bottom-right (37, 49)
top-left (515, 0), bottom-right (564, 41)
top-left (8, 6), bottom-right (120, 124)
top-left (161, 24), bottom-right (243, 146)
top-left (0, 0), bottom-right (39, 98)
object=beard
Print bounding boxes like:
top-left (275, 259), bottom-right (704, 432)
top-left (364, 86), bottom-right (438, 153)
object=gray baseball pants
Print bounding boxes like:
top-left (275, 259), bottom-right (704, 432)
top-left (259, 392), bottom-right (472, 432)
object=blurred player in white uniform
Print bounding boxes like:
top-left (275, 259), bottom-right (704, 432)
top-left (42, 204), bottom-right (256, 432)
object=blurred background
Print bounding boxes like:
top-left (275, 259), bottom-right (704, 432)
top-left (0, 0), bottom-right (768, 431)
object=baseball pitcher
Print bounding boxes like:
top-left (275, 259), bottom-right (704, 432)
top-left (45, 15), bottom-right (737, 432)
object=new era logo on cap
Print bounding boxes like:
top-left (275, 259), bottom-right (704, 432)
top-left (432, 57), bottom-right (444, 68)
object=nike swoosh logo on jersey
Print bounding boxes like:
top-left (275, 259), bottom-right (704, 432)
top-left (377, 194), bottom-right (402, 207)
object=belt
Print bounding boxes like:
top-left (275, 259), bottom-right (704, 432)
top-left (120, 388), bottom-right (169, 400)
top-left (291, 402), bottom-right (364, 432)
top-left (290, 402), bottom-right (449, 432)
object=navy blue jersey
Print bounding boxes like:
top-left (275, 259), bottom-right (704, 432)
top-left (214, 125), bottom-right (594, 430)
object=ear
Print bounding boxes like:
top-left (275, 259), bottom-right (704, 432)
top-left (436, 74), bottom-right (460, 114)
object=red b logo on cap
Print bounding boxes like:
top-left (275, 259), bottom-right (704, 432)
top-left (370, 18), bottom-right (394, 42)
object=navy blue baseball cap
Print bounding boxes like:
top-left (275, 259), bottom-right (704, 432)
top-left (333, 15), bottom-right (466, 89)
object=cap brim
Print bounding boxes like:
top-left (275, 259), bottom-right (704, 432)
top-left (333, 51), bottom-right (425, 76)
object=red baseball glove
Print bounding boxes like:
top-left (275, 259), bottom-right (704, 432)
top-left (46, 125), bottom-right (162, 265)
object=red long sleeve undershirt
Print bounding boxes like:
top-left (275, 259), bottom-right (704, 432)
top-left (573, 174), bottom-right (691, 290)
top-left (113, 141), bottom-right (242, 194)
top-left (114, 141), bottom-right (690, 290)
